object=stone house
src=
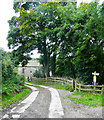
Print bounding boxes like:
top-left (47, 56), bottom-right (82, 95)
top-left (18, 59), bottom-right (42, 77)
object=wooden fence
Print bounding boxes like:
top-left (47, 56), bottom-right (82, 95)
top-left (32, 77), bottom-right (104, 94)
top-left (32, 77), bottom-right (74, 89)
top-left (75, 81), bottom-right (104, 94)
top-left (48, 77), bottom-right (74, 89)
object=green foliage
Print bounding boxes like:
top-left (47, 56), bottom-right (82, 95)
top-left (13, 2), bottom-right (39, 13)
top-left (56, 55), bottom-right (76, 78)
top-left (7, 2), bottom-right (62, 77)
top-left (33, 68), bottom-right (45, 78)
top-left (7, 2), bottom-right (104, 84)
top-left (71, 3), bottom-right (104, 84)
top-left (2, 88), bottom-right (30, 111)
top-left (55, 2), bottom-right (104, 84)
top-left (66, 91), bottom-right (104, 106)
top-left (0, 48), bottom-right (25, 96)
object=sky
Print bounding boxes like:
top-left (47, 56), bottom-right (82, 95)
top-left (0, 0), bottom-right (15, 52)
top-left (0, 0), bottom-right (103, 58)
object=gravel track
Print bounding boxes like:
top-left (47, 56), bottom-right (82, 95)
top-left (57, 89), bottom-right (103, 118)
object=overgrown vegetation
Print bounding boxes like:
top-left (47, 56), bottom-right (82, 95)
top-left (66, 90), bottom-right (104, 107)
top-left (0, 49), bottom-right (25, 96)
top-left (54, 84), bottom-right (73, 91)
top-left (0, 48), bottom-right (30, 111)
top-left (2, 87), bottom-right (30, 111)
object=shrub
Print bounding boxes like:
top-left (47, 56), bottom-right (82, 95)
top-left (19, 75), bottom-right (25, 85)
top-left (1, 48), bottom-right (25, 96)
top-left (33, 69), bottom-right (45, 78)
top-left (64, 84), bottom-right (74, 91)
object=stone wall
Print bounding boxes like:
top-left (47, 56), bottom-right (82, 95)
top-left (18, 66), bottom-right (40, 77)
top-left (18, 60), bottom-right (42, 77)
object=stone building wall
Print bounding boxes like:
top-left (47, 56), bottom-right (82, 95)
top-left (18, 60), bottom-right (42, 77)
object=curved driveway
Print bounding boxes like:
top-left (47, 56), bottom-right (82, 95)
top-left (2, 83), bottom-right (64, 119)
top-left (2, 82), bottom-right (102, 119)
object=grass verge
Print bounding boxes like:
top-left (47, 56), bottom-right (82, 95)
top-left (26, 83), bottom-right (41, 88)
top-left (66, 90), bottom-right (104, 107)
top-left (26, 80), bottom-right (73, 91)
top-left (2, 87), bottom-right (30, 111)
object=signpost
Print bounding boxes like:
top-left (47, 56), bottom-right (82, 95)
top-left (92, 71), bottom-right (99, 90)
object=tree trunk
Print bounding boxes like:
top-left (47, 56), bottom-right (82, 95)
top-left (43, 40), bottom-right (50, 79)
top-left (45, 54), bottom-right (50, 80)
top-left (51, 54), bottom-right (56, 76)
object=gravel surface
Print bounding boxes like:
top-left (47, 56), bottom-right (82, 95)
top-left (57, 89), bottom-right (103, 118)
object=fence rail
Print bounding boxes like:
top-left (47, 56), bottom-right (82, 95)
top-left (48, 77), bottom-right (74, 89)
top-left (75, 81), bottom-right (104, 94)
top-left (48, 77), bottom-right (73, 82)
top-left (31, 77), bottom-right (104, 94)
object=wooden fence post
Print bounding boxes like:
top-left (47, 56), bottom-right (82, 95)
top-left (101, 85), bottom-right (104, 95)
top-left (75, 81), bottom-right (77, 91)
top-left (79, 83), bottom-right (81, 92)
top-left (72, 79), bottom-right (74, 90)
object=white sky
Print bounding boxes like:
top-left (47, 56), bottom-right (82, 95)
top-left (0, 0), bottom-right (103, 58)
top-left (0, 0), bottom-right (15, 52)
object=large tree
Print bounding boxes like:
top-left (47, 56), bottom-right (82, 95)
top-left (7, 2), bottom-right (62, 78)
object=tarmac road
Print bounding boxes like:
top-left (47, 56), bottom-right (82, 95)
top-left (20, 87), bottom-right (51, 118)
top-left (2, 83), bottom-right (103, 119)
top-left (2, 83), bottom-right (64, 119)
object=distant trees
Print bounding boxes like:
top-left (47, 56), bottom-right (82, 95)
top-left (7, 2), bottom-right (104, 84)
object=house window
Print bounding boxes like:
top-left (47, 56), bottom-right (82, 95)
top-left (22, 68), bottom-right (25, 73)
top-left (30, 71), bottom-right (32, 73)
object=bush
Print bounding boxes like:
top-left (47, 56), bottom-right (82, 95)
top-left (33, 69), bottom-right (45, 78)
top-left (1, 49), bottom-right (25, 96)
top-left (64, 84), bottom-right (74, 91)
top-left (2, 75), bottom-right (25, 96)
top-left (19, 75), bottom-right (25, 85)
